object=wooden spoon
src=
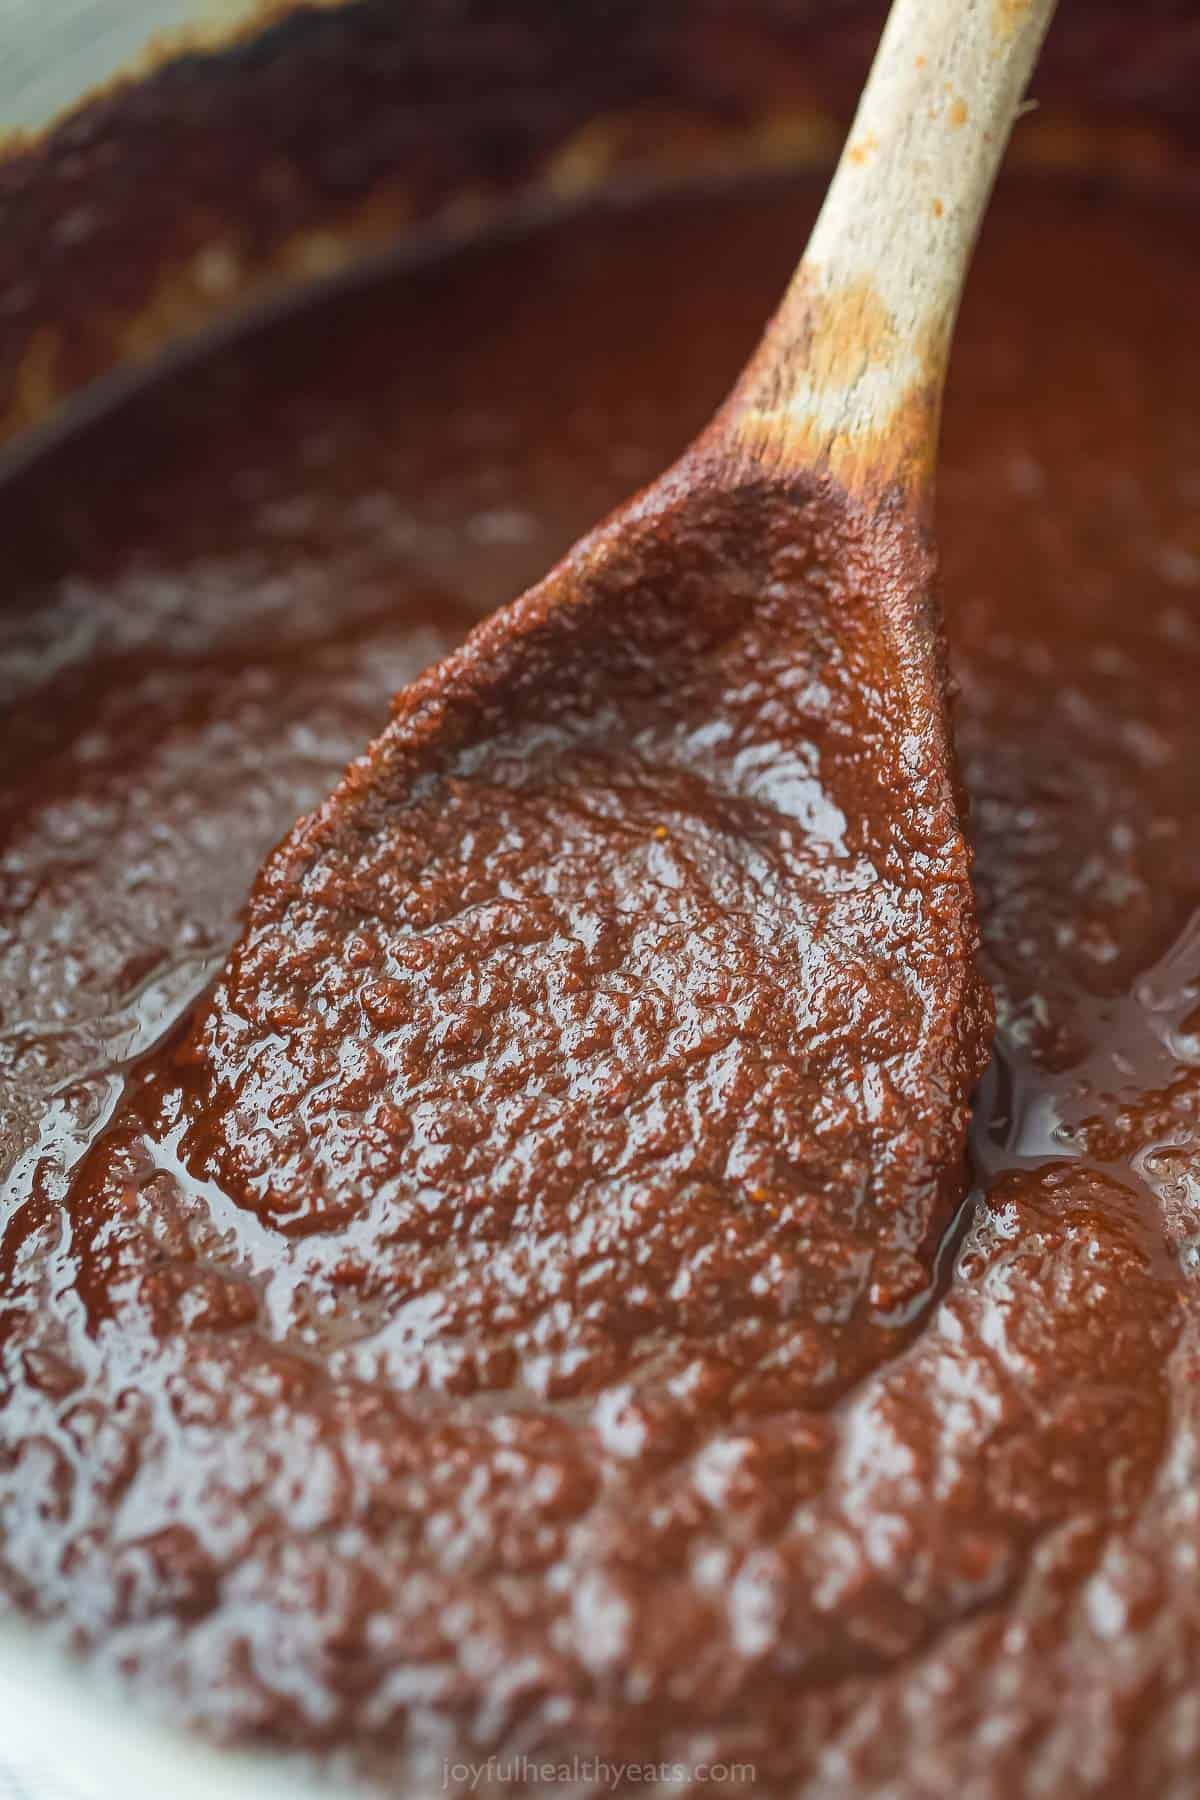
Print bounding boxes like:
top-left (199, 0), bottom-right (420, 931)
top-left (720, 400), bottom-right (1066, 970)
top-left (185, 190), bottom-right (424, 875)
top-left (167, 0), bottom-right (1055, 1402)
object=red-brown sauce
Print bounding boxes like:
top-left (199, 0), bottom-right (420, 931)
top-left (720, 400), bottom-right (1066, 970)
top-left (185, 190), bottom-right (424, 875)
top-left (2, 169), bottom-right (1199, 1794)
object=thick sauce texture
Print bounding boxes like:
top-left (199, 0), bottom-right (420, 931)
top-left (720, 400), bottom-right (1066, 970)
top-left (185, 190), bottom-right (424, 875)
top-left (2, 174), bottom-right (1199, 1795)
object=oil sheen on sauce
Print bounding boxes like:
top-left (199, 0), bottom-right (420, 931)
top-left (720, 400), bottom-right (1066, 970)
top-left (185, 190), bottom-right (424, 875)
top-left (2, 172), bottom-right (1199, 1796)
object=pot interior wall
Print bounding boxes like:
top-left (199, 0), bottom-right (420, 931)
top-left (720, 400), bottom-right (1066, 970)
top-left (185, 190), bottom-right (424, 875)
top-left (1, 0), bottom-right (1198, 463)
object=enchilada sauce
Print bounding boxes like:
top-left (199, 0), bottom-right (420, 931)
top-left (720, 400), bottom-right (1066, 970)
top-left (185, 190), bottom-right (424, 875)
top-left (2, 172), bottom-right (1199, 1794)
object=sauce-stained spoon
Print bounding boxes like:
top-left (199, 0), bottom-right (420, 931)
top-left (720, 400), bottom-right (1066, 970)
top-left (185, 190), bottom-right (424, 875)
top-left (161, 0), bottom-right (1053, 1402)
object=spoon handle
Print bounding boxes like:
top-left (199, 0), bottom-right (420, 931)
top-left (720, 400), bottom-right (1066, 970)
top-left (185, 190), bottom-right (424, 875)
top-left (715, 0), bottom-right (1057, 508)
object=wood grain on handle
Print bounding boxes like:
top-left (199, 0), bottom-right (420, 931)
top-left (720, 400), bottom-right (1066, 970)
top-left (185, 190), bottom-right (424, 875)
top-left (715, 0), bottom-right (1058, 508)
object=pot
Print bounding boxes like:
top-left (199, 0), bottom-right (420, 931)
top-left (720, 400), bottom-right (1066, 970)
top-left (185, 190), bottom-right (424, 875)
top-left (0, 4), bottom-right (1197, 1793)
